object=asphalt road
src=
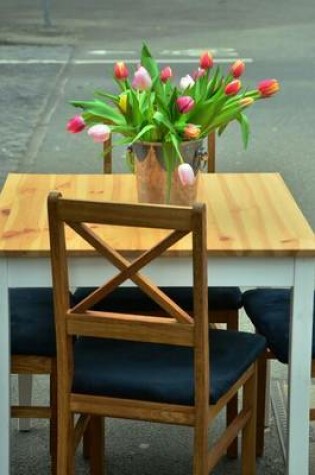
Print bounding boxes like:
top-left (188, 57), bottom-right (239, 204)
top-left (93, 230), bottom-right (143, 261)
top-left (1, 2), bottom-right (314, 474)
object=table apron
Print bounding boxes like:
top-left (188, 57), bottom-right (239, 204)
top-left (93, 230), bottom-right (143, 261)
top-left (5, 255), bottom-right (299, 287)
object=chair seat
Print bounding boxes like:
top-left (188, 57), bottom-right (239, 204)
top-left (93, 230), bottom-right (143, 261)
top-left (10, 288), bottom-right (73, 357)
top-left (243, 289), bottom-right (315, 364)
top-left (10, 288), bottom-right (56, 357)
top-left (72, 329), bottom-right (266, 405)
top-left (73, 286), bottom-right (243, 312)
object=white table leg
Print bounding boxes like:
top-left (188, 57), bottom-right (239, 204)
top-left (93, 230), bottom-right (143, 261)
top-left (18, 375), bottom-right (32, 431)
top-left (286, 257), bottom-right (315, 475)
top-left (0, 258), bottom-right (10, 475)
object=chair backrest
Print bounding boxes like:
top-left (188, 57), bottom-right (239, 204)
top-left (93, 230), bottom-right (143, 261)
top-left (47, 193), bottom-right (209, 405)
top-left (102, 132), bottom-right (216, 174)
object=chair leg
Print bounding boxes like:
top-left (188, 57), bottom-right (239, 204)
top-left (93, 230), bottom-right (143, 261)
top-left (18, 374), bottom-right (32, 431)
top-left (256, 353), bottom-right (267, 457)
top-left (57, 408), bottom-right (74, 475)
top-left (226, 309), bottom-right (239, 458)
top-left (193, 417), bottom-right (208, 475)
top-left (50, 364), bottom-right (57, 475)
top-left (241, 363), bottom-right (258, 475)
top-left (226, 395), bottom-right (238, 458)
top-left (85, 416), bottom-right (105, 475)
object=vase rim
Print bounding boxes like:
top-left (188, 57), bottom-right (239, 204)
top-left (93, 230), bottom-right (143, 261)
top-left (133, 139), bottom-right (203, 147)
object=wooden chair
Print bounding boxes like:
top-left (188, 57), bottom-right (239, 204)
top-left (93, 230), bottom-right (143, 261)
top-left (99, 131), bottom-right (242, 457)
top-left (10, 288), bottom-right (59, 474)
top-left (48, 192), bottom-right (266, 474)
top-left (243, 288), bottom-right (315, 455)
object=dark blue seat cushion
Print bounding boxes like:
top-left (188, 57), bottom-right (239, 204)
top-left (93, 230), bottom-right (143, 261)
top-left (243, 289), bottom-right (315, 364)
top-left (73, 286), bottom-right (243, 313)
top-left (72, 330), bottom-right (266, 405)
top-left (10, 288), bottom-right (73, 358)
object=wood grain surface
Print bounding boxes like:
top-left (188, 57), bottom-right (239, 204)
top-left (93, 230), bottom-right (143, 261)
top-left (0, 173), bottom-right (314, 256)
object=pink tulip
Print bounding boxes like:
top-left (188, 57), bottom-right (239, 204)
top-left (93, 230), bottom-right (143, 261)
top-left (178, 163), bottom-right (195, 186)
top-left (183, 124), bottom-right (201, 140)
top-left (66, 115), bottom-right (86, 134)
top-left (87, 124), bottom-right (111, 143)
top-left (199, 51), bottom-right (213, 70)
top-left (192, 68), bottom-right (206, 80)
top-left (132, 66), bottom-right (152, 90)
top-left (176, 96), bottom-right (195, 114)
top-left (225, 79), bottom-right (241, 96)
top-left (230, 60), bottom-right (245, 78)
top-left (258, 79), bottom-right (280, 97)
top-left (160, 66), bottom-right (172, 83)
top-left (114, 62), bottom-right (129, 80)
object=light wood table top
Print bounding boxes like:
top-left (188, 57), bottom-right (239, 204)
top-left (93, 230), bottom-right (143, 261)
top-left (0, 172), bottom-right (314, 257)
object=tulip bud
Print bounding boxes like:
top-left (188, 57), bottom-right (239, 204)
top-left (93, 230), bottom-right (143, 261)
top-left (179, 74), bottom-right (195, 90)
top-left (183, 124), bottom-right (201, 140)
top-left (66, 115), bottom-right (86, 134)
top-left (176, 96), bottom-right (195, 114)
top-left (239, 97), bottom-right (254, 108)
top-left (192, 68), bottom-right (206, 80)
top-left (258, 79), bottom-right (280, 97)
top-left (225, 79), bottom-right (241, 96)
top-left (160, 66), bottom-right (172, 83)
top-left (178, 163), bottom-right (195, 186)
top-left (230, 60), bottom-right (245, 78)
top-left (119, 93), bottom-right (128, 113)
top-left (114, 61), bottom-right (129, 80)
top-left (199, 51), bottom-right (213, 70)
top-left (87, 124), bottom-right (111, 143)
top-left (132, 66), bottom-right (152, 90)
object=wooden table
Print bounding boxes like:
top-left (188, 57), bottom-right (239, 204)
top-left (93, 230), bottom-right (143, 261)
top-left (0, 172), bottom-right (314, 474)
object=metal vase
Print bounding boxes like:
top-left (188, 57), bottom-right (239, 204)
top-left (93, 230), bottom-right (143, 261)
top-left (132, 140), bottom-right (204, 205)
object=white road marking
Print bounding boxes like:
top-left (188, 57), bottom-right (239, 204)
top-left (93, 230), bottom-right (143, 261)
top-left (0, 58), bottom-right (253, 65)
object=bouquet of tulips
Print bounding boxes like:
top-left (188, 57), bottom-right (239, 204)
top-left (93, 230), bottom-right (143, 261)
top-left (67, 43), bottom-right (279, 185)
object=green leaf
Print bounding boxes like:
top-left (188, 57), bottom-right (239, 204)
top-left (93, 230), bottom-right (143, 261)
top-left (236, 113), bottom-right (250, 148)
top-left (140, 42), bottom-right (159, 79)
top-left (129, 124), bottom-right (156, 144)
top-left (153, 111), bottom-right (176, 135)
top-left (70, 100), bottom-right (125, 125)
top-left (94, 90), bottom-right (119, 103)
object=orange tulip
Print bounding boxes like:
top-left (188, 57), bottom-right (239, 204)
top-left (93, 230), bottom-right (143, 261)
top-left (199, 51), bottom-right (213, 70)
top-left (225, 80), bottom-right (241, 96)
top-left (258, 79), bottom-right (280, 97)
top-left (230, 60), bottom-right (245, 78)
top-left (183, 124), bottom-right (201, 140)
top-left (114, 62), bottom-right (129, 80)
top-left (239, 97), bottom-right (254, 108)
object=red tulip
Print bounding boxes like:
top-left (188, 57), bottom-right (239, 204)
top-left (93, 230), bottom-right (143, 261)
top-left (66, 115), bottom-right (86, 134)
top-left (176, 96), bottom-right (195, 114)
top-left (225, 79), bottom-right (241, 96)
top-left (258, 79), bottom-right (280, 97)
top-left (160, 66), bottom-right (172, 83)
top-left (183, 124), bottom-right (201, 140)
top-left (199, 51), bottom-right (213, 70)
top-left (178, 163), bottom-right (195, 186)
top-left (114, 62), bottom-right (129, 80)
top-left (230, 60), bottom-right (245, 78)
